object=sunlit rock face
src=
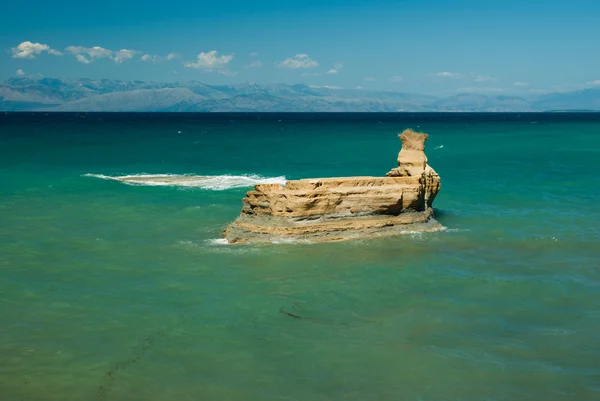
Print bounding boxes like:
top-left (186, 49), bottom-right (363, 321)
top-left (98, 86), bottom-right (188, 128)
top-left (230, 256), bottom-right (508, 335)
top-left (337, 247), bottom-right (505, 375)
top-left (223, 129), bottom-right (441, 244)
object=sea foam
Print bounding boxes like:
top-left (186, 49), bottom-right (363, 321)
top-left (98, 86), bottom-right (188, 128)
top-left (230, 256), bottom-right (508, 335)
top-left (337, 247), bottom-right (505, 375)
top-left (83, 173), bottom-right (287, 190)
top-left (207, 238), bottom-right (229, 245)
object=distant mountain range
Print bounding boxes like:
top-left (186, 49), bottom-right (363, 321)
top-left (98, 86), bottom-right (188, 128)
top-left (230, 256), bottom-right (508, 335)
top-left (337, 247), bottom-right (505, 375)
top-left (1, 77), bottom-right (600, 112)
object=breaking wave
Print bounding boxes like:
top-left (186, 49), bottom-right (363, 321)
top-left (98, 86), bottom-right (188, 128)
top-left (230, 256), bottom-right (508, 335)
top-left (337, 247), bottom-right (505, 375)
top-left (83, 173), bottom-right (287, 191)
top-left (207, 238), bottom-right (229, 246)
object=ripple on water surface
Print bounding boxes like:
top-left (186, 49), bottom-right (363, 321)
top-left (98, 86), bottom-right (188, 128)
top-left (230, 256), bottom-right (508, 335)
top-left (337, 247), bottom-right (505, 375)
top-left (1, 114), bottom-right (600, 400)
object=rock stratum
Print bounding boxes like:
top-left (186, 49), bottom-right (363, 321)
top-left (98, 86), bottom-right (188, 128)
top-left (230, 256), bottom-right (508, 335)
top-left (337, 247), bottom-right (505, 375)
top-left (222, 129), bottom-right (442, 243)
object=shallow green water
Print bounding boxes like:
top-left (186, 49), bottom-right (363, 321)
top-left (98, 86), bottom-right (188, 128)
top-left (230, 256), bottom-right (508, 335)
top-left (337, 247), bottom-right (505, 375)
top-left (1, 113), bottom-right (600, 400)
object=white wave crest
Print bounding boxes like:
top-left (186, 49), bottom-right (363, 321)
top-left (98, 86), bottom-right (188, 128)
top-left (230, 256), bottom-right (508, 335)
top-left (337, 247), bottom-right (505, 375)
top-left (207, 238), bottom-right (229, 245)
top-left (440, 227), bottom-right (471, 232)
top-left (83, 173), bottom-right (287, 190)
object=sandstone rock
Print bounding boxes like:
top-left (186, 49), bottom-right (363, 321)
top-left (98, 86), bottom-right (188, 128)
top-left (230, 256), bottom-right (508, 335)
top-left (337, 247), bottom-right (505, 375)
top-left (386, 129), bottom-right (429, 177)
top-left (223, 129), bottom-right (441, 244)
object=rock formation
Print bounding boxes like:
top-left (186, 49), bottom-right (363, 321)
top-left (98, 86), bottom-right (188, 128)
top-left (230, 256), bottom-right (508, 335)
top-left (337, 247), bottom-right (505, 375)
top-left (222, 129), bottom-right (441, 243)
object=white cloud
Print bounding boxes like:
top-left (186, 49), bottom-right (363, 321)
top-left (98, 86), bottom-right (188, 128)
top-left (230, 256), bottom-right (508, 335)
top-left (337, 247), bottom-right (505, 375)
top-left (586, 80), bottom-right (600, 86)
top-left (326, 61), bottom-right (344, 75)
top-left (16, 69), bottom-right (25, 77)
top-left (244, 60), bottom-right (262, 69)
top-left (301, 72), bottom-right (322, 77)
top-left (364, 77), bottom-right (376, 82)
top-left (249, 52), bottom-right (259, 57)
top-left (71, 46), bottom-right (112, 59)
top-left (75, 55), bottom-right (91, 64)
top-left (87, 47), bottom-right (112, 58)
top-left (391, 75), bottom-right (403, 82)
top-left (66, 46), bottom-right (113, 64)
top-left (474, 75), bottom-right (495, 82)
top-left (277, 54), bottom-right (318, 69)
top-left (11, 41), bottom-right (63, 59)
top-left (513, 82), bottom-right (530, 87)
top-left (355, 86), bottom-right (364, 89)
top-left (428, 72), bottom-right (461, 78)
top-left (113, 49), bottom-right (139, 64)
top-left (66, 46), bottom-right (139, 64)
top-left (141, 54), bottom-right (163, 63)
top-left (142, 53), bottom-right (178, 63)
top-left (184, 50), bottom-right (234, 69)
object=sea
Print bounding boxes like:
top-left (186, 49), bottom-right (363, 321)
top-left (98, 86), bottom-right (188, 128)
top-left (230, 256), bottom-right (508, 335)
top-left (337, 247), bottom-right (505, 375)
top-left (1, 112), bottom-right (599, 401)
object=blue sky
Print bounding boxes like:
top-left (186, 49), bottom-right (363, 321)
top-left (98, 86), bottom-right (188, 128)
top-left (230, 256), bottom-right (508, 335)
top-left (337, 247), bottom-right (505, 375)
top-left (2, 0), bottom-right (600, 95)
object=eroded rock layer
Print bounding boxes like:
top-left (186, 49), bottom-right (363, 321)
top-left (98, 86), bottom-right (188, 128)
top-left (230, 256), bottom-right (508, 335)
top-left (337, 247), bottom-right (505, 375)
top-left (222, 129), bottom-right (441, 243)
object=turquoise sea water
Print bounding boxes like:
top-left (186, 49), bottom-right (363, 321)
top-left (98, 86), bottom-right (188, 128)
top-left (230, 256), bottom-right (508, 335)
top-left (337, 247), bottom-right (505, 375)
top-left (1, 113), bottom-right (600, 401)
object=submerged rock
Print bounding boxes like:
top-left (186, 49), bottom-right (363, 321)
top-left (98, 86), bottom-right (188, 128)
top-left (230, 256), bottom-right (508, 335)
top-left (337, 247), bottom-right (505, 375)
top-left (222, 129), bottom-right (442, 243)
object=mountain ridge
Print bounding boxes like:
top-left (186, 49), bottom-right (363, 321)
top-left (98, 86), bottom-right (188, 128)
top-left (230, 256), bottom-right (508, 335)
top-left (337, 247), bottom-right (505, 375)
top-left (1, 77), bottom-right (599, 112)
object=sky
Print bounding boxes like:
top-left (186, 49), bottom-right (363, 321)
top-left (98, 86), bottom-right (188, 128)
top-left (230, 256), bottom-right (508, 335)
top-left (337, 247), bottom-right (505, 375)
top-left (2, 0), bottom-right (600, 95)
